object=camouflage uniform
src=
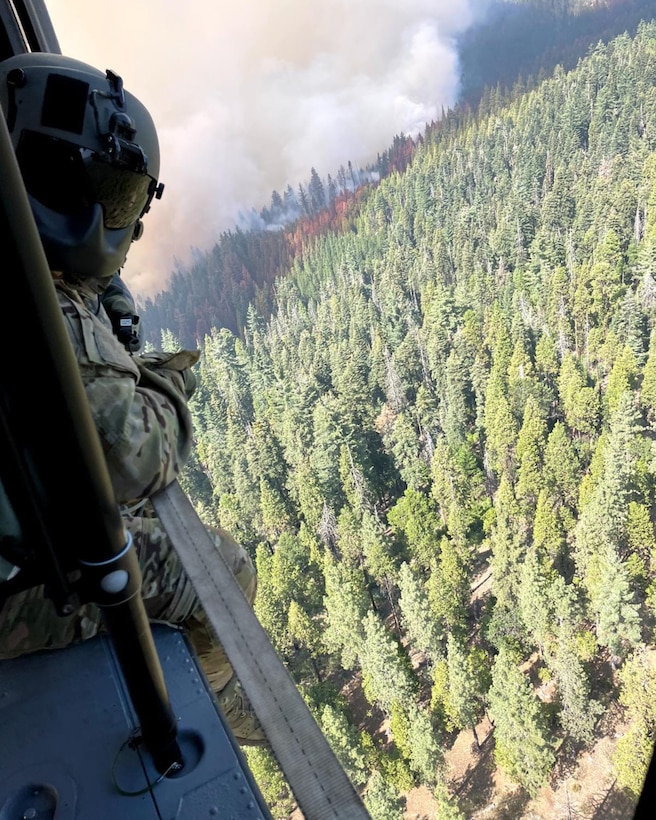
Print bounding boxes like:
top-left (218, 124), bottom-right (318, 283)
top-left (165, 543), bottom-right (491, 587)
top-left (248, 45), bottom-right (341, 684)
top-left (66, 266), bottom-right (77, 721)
top-left (0, 278), bottom-right (257, 704)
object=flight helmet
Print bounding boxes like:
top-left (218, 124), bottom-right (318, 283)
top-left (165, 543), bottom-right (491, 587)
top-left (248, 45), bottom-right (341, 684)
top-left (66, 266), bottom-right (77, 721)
top-left (0, 52), bottom-right (164, 279)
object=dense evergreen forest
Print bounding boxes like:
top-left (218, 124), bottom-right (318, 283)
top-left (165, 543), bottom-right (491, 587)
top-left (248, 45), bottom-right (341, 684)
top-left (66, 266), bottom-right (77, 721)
top-left (139, 0), bottom-right (656, 349)
top-left (144, 3), bottom-right (656, 818)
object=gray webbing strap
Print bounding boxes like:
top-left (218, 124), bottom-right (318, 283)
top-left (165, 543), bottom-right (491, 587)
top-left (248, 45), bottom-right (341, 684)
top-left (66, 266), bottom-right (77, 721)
top-left (151, 481), bottom-right (370, 820)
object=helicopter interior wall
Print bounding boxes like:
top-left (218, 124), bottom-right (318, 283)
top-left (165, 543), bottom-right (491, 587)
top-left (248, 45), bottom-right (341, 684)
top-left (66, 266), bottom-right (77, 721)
top-left (0, 0), bottom-right (60, 61)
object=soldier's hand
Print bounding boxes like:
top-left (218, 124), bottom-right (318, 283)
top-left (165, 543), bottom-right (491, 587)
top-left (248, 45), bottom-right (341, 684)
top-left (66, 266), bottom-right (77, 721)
top-left (136, 350), bottom-right (200, 398)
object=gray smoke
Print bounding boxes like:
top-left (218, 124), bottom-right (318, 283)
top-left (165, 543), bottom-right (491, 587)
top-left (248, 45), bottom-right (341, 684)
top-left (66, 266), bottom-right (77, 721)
top-left (46, 0), bottom-right (490, 296)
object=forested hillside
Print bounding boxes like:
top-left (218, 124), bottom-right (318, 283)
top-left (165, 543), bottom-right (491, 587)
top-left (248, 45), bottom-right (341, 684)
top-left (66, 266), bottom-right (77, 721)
top-left (159, 19), bottom-right (656, 818)
top-left (139, 0), bottom-right (656, 349)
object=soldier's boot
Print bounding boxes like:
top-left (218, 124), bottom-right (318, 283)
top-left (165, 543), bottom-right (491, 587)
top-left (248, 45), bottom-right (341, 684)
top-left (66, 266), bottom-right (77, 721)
top-left (217, 675), bottom-right (268, 747)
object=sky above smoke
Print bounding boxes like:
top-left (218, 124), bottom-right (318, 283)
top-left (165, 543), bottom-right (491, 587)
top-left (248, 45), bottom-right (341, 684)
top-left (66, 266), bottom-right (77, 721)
top-left (46, 0), bottom-right (489, 297)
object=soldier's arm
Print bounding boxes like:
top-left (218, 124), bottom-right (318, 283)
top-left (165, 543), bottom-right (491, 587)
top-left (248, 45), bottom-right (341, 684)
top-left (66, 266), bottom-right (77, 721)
top-left (56, 284), bottom-right (198, 503)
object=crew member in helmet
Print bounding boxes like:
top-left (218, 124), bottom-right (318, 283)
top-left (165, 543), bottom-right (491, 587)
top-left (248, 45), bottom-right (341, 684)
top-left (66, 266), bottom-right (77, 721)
top-left (0, 53), bottom-right (264, 745)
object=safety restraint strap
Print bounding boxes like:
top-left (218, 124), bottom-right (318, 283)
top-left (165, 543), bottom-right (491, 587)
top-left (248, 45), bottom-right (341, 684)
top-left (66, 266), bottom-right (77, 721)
top-left (151, 480), bottom-right (370, 820)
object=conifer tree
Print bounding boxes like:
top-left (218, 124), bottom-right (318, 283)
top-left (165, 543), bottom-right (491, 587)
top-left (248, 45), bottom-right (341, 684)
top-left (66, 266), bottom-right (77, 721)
top-left (397, 562), bottom-right (443, 664)
top-left (532, 488), bottom-right (568, 570)
top-left (626, 500), bottom-right (655, 585)
top-left (403, 703), bottom-right (444, 786)
top-left (387, 488), bottom-right (442, 568)
top-left (575, 391), bottom-right (643, 576)
top-left (320, 703), bottom-right (371, 789)
top-left (432, 777), bottom-right (466, 820)
top-left (290, 457), bottom-right (325, 534)
top-left (488, 477), bottom-right (525, 632)
top-left (518, 548), bottom-right (555, 656)
top-left (243, 748), bottom-right (295, 818)
top-left (445, 634), bottom-right (489, 747)
top-left (542, 421), bottom-right (580, 511)
top-left (558, 353), bottom-right (600, 438)
top-left (323, 560), bottom-right (369, 669)
top-left (595, 545), bottom-right (641, 661)
top-left (442, 342), bottom-right (472, 448)
top-left (254, 543), bottom-right (292, 656)
top-left (358, 611), bottom-right (417, 714)
top-left (515, 395), bottom-right (548, 516)
top-left (363, 770), bottom-right (405, 820)
top-left (605, 345), bottom-right (638, 420)
top-left (483, 368), bottom-right (519, 478)
top-left (259, 476), bottom-right (293, 540)
top-left (427, 537), bottom-right (470, 635)
top-left (488, 648), bottom-right (556, 796)
top-left (549, 627), bottom-right (602, 745)
top-left (613, 651), bottom-right (656, 798)
top-left (641, 328), bottom-right (656, 424)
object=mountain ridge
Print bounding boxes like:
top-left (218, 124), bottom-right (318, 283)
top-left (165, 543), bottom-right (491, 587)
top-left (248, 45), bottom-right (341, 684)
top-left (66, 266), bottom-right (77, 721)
top-left (139, 0), bottom-right (656, 350)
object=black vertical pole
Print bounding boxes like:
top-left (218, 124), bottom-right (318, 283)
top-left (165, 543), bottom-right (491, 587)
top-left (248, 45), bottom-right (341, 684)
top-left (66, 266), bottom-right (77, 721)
top-left (0, 94), bottom-right (181, 775)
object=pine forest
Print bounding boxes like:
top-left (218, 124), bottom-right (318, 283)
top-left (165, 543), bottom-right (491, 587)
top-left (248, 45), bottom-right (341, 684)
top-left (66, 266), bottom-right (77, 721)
top-left (141, 5), bottom-right (656, 818)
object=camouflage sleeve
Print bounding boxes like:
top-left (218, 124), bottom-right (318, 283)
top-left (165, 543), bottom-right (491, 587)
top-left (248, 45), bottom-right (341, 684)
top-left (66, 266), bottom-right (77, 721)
top-left (56, 285), bottom-right (199, 504)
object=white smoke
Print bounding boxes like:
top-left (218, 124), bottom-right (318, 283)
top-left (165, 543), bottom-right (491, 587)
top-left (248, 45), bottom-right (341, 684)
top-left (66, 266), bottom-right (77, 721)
top-left (45, 0), bottom-right (489, 297)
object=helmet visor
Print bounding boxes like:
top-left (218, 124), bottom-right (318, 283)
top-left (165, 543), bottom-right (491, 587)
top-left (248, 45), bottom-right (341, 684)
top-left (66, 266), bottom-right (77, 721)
top-left (16, 130), bottom-right (155, 230)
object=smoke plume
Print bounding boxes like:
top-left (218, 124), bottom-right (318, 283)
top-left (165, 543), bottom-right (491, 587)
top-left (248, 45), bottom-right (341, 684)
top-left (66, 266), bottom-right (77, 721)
top-left (46, 0), bottom-right (488, 297)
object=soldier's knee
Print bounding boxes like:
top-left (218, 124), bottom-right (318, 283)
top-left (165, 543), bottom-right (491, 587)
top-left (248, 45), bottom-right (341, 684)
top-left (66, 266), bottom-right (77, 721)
top-left (207, 527), bottom-right (256, 605)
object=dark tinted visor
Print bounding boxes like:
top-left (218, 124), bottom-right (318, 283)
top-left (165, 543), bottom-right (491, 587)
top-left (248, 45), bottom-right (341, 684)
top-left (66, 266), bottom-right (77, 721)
top-left (16, 130), bottom-right (154, 229)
